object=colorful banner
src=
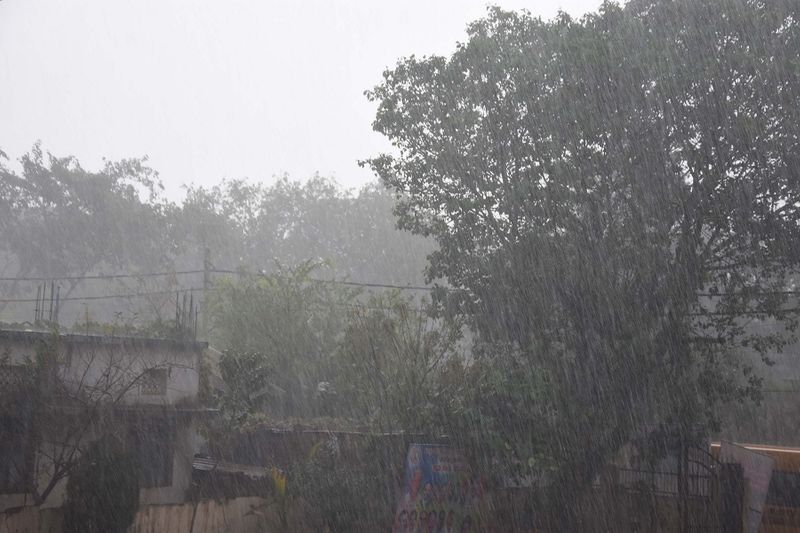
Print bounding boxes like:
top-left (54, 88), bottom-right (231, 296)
top-left (393, 444), bottom-right (484, 533)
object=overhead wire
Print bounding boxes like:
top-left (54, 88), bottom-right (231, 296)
top-left (206, 269), bottom-right (434, 291)
top-left (1, 269), bottom-right (800, 307)
top-left (0, 287), bottom-right (207, 304)
top-left (0, 268), bottom-right (435, 292)
top-left (0, 268), bottom-right (437, 306)
top-left (2, 269), bottom-right (800, 295)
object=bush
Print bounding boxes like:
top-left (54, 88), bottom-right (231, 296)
top-left (290, 437), bottom-right (396, 532)
top-left (63, 435), bottom-right (139, 533)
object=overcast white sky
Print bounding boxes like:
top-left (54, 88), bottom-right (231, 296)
top-left (0, 0), bottom-right (603, 200)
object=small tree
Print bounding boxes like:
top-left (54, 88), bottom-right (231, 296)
top-left (332, 292), bottom-right (462, 432)
top-left (290, 437), bottom-right (396, 533)
top-left (211, 268), bottom-right (461, 430)
top-left (63, 435), bottom-right (139, 533)
top-left (209, 262), bottom-right (358, 421)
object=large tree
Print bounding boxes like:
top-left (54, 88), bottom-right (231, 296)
top-left (179, 176), bottom-right (436, 286)
top-left (366, 0), bottom-right (800, 516)
top-left (0, 144), bottom-right (176, 320)
top-left (0, 146), bottom-right (435, 328)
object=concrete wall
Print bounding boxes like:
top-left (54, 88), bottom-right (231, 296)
top-left (0, 333), bottom-right (202, 406)
top-left (0, 506), bottom-right (61, 533)
top-left (130, 498), bottom-right (273, 533)
top-left (140, 417), bottom-right (203, 506)
top-left (0, 498), bottom-right (277, 533)
top-left (0, 417), bottom-right (200, 512)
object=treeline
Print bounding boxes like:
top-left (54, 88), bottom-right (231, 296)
top-left (0, 143), bottom-right (435, 329)
top-left (208, 266), bottom-right (463, 429)
top-left (2, 0), bottom-right (799, 528)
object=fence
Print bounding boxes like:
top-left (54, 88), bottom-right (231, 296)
top-left (0, 497), bottom-right (275, 533)
top-left (605, 466), bottom-right (721, 532)
top-left (616, 467), bottom-right (713, 497)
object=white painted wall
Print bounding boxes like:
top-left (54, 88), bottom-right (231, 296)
top-left (0, 332), bottom-right (208, 512)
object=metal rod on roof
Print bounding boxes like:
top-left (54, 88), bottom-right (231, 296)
top-left (189, 293), bottom-right (194, 337)
top-left (48, 281), bottom-right (54, 322)
top-left (182, 292), bottom-right (188, 334)
top-left (35, 284), bottom-right (41, 322)
top-left (54, 285), bottom-right (60, 324)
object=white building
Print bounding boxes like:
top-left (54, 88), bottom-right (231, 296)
top-left (0, 329), bottom-right (210, 512)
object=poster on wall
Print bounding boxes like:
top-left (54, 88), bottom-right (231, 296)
top-left (393, 444), bottom-right (485, 533)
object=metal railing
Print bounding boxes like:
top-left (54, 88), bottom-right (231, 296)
top-left (616, 467), bottom-right (713, 497)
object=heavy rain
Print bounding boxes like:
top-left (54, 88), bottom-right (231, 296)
top-left (1, 0), bottom-right (799, 531)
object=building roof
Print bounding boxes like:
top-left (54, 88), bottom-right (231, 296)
top-left (0, 328), bottom-right (208, 351)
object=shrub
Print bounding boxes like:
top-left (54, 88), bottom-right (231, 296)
top-left (63, 435), bottom-right (139, 533)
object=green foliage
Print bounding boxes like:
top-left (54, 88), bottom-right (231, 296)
top-left (210, 262), bottom-right (358, 421)
top-left (177, 176), bottom-right (435, 287)
top-left (63, 435), bottom-right (139, 533)
top-left (216, 348), bottom-right (274, 424)
top-left (0, 143), bottom-right (173, 291)
top-left (0, 143), bottom-right (181, 328)
top-left (0, 146), bottom-right (434, 331)
top-left (289, 437), bottom-right (395, 533)
top-left (366, 0), bottom-right (800, 513)
top-left (210, 264), bottom-right (462, 432)
top-left (332, 292), bottom-right (462, 432)
top-left (433, 346), bottom-right (557, 485)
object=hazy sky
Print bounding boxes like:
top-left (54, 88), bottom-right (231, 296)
top-left (1, 0), bottom-right (603, 200)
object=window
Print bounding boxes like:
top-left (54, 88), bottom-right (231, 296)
top-left (0, 415), bottom-right (32, 493)
top-left (128, 417), bottom-right (174, 488)
top-left (767, 470), bottom-right (800, 508)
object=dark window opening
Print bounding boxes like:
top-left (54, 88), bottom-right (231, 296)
top-left (767, 470), bottom-right (800, 509)
top-left (128, 417), bottom-right (174, 488)
top-left (0, 415), bottom-right (32, 493)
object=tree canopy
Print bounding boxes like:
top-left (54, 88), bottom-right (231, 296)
top-left (0, 147), bottom-right (435, 328)
top-left (0, 144), bottom-right (173, 304)
top-left (178, 176), bottom-right (436, 285)
top-left (366, 0), bottom-right (800, 507)
top-left (209, 263), bottom-right (460, 430)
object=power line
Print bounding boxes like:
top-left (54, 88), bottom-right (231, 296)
top-left (0, 288), bottom-right (429, 317)
top-left (0, 283), bottom-right (797, 318)
top-left (4, 267), bottom-right (800, 298)
top-left (0, 287), bottom-right (206, 304)
top-left (208, 269), bottom-right (434, 291)
top-left (316, 279), bottom-right (434, 292)
top-left (0, 269), bottom-right (433, 294)
top-left (0, 284), bottom-right (430, 307)
top-left (0, 268), bottom-right (436, 292)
